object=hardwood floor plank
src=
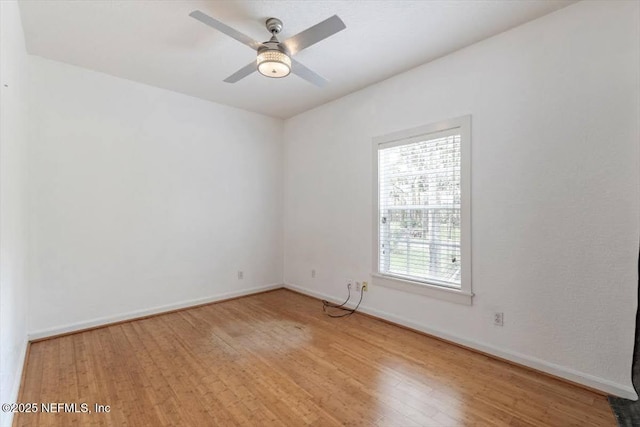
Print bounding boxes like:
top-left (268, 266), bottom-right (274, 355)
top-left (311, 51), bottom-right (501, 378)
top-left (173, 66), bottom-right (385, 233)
top-left (14, 289), bottom-right (615, 426)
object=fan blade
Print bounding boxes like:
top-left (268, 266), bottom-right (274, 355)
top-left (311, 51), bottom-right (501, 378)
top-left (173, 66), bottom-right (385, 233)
top-left (290, 59), bottom-right (328, 87)
top-left (224, 61), bottom-right (257, 83)
top-left (282, 15), bottom-right (346, 56)
top-left (189, 10), bottom-right (263, 51)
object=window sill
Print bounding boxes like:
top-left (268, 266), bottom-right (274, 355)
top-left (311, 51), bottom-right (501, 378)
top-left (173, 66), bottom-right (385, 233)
top-left (371, 273), bottom-right (473, 306)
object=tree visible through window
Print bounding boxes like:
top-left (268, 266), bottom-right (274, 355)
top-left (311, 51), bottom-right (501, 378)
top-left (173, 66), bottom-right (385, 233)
top-left (378, 131), bottom-right (461, 288)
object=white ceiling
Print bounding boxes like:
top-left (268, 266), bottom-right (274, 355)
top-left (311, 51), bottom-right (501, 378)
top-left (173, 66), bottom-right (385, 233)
top-left (19, 0), bottom-right (574, 119)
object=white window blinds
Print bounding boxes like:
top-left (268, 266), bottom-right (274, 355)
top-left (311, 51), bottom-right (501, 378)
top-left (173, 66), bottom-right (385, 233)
top-left (378, 129), bottom-right (462, 288)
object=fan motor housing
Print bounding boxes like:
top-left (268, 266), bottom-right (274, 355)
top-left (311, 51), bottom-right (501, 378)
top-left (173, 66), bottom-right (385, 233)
top-left (258, 41), bottom-right (288, 55)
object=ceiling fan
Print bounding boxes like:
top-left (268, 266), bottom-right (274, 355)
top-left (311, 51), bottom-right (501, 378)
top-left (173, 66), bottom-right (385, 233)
top-left (189, 10), bottom-right (346, 87)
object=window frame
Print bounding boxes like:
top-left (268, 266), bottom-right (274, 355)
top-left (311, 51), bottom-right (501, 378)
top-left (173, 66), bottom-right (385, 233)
top-left (372, 115), bottom-right (473, 305)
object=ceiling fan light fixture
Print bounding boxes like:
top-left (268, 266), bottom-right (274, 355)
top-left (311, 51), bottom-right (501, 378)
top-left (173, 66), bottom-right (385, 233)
top-left (189, 11), bottom-right (345, 86)
top-left (257, 49), bottom-right (291, 78)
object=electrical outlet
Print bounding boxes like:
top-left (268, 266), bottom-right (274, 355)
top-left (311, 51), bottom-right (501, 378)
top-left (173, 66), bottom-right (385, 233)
top-left (494, 312), bottom-right (504, 326)
top-left (311, 269), bottom-right (316, 278)
top-left (237, 271), bottom-right (243, 280)
top-left (347, 279), bottom-right (353, 290)
top-left (356, 281), bottom-right (361, 292)
top-left (362, 282), bottom-right (368, 292)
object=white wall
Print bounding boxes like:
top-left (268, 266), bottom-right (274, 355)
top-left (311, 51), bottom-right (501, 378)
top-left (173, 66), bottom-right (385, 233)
top-left (28, 57), bottom-right (284, 336)
top-left (0, 1), bottom-right (30, 425)
top-left (283, 0), bottom-right (640, 398)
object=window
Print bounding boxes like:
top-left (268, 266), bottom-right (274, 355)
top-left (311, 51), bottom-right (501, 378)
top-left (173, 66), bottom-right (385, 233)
top-left (372, 116), bottom-right (472, 305)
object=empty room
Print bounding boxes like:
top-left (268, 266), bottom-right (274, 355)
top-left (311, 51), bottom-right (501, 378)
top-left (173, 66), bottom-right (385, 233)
top-left (1, 0), bottom-right (639, 426)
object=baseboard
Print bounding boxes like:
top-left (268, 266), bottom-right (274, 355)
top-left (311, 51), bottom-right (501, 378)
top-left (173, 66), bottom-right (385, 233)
top-left (0, 338), bottom-right (29, 427)
top-left (284, 283), bottom-right (638, 400)
top-left (28, 284), bottom-right (284, 341)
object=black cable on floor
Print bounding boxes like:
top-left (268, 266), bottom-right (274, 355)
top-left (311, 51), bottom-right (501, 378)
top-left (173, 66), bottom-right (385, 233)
top-left (323, 287), bottom-right (364, 318)
top-left (322, 285), bottom-right (351, 312)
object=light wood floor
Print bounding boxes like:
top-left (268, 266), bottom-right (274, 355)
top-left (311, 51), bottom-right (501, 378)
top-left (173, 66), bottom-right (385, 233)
top-left (15, 289), bottom-right (615, 426)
